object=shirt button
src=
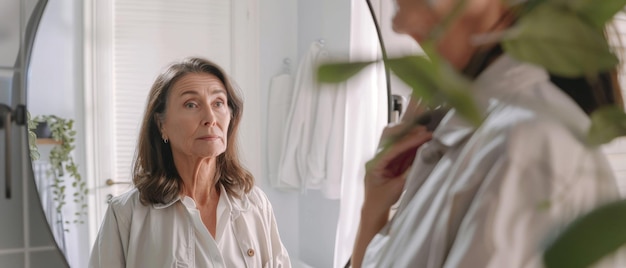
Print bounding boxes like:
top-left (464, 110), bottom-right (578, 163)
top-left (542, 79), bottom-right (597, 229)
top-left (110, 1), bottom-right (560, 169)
top-left (247, 248), bottom-right (255, 257)
top-left (421, 142), bottom-right (445, 164)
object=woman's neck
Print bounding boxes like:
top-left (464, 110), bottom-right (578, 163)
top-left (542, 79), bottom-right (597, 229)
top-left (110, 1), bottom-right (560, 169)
top-left (436, 2), bottom-right (514, 76)
top-left (461, 44), bottom-right (504, 78)
top-left (174, 154), bottom-right (219, 206)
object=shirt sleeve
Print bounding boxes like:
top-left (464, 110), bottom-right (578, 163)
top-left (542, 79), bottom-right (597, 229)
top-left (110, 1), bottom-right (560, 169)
top-left (88, 200), bottom-right (129, 268)
top-left (444, 120), bottom-right (622, 268)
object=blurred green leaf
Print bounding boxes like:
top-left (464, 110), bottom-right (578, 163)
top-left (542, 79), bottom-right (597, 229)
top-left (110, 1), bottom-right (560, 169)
top-left (385, 55), bottom-right (438, 103)
top-left (427, 46), bottom-right (482, 125)
top-left (521, 0), bottom-right (548, 12)
top-left (385, 45), bottom-right (481, 126)
top-left (544, 199), bottom-right (626, 268)
top-left (587, 106), bottom-right (626, 146)
top-left (444, 88), bottom-right (482, 126)
top-left (502, 4), bottom-right (618, 77)
top-left (569, 0), bottom-right (626, 28)
top-left (317, 61), bottom-right (374, 83)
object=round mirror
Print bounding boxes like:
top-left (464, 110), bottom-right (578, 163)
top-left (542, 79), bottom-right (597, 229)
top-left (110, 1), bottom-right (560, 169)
top-left (1, 0), bottom-right (69, 267)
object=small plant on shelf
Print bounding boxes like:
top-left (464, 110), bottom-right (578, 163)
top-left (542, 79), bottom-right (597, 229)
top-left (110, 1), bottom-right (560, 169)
top-left (28, 112), bottom-right (88, 226)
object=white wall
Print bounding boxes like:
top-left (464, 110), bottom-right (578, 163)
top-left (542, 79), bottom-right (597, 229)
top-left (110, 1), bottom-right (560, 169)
top-left (296, 1), bottom-right (350, 268)
top-left (260, 1), bottom-right (351, 267)
top-left (258, 0), bottom-right (301, 263)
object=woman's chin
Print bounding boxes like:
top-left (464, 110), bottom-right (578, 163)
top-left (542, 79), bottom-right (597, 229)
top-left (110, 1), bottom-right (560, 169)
top-left (194, 148), bottom-right (226, 159)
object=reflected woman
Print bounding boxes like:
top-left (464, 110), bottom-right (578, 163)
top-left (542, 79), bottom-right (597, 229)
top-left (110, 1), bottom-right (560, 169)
top-left (352, 0), bottom-right (624, 267)
top-left (89, 57), bottom-right (291, 267)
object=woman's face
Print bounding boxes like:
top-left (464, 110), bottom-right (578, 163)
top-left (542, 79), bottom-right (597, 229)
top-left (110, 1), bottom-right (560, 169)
top-left (392, 0), bottom-right (507, 69)
top-left (159, 73), bottom-right (231, 160)
top-left (392, 0), bottom-right (439, 43)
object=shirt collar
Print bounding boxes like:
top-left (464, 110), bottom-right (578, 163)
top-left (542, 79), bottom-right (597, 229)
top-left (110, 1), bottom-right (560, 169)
top-left (477, 55), bottom-right (590, 137)
top-left (471, 54), bottom-right (549, 101)
top-left (433, 54), bottom-right (591, 147)
top-left (152, 194), bottom-right (199, 210)
top-left (152, 184), bottom-right (250, 214)
top-left (153, 196), bottom-right (179, 209)
top-left (433, 54), bottom-right (549, 147)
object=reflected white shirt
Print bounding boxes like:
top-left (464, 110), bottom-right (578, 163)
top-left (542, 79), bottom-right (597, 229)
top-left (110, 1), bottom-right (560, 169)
top-left (362, 55), bottom-right (626, 267)
top-left (89, 186), bottom-right (291, 268)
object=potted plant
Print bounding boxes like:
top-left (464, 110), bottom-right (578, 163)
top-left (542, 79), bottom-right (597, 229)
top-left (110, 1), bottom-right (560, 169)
top-left (28, 112), bottom-right (88, 225)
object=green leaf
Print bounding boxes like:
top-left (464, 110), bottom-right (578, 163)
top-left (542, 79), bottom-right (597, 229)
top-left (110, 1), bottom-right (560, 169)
top-left (544, 199), bottom-right (626, 268)
top-left (317, 61), bottom-right (374, 83)
top-left (385, 47), bottom-right (481, 126)
top-left (521, 0), bottom-right (548, 13)
top-left (426, 45), bottom-right (482, 125)
top-left (587, 106), bottom-right (626, 145)
top-left (444, 88), bottom-right (482, 126)
top-left (571, 0), bottom-right (626, 28)
top-left (385, 55), bottom-right (438, 103)
top-left (30, 150), bottom-right (40, 161)
top-left (502, 4), bottom-right (618, 77)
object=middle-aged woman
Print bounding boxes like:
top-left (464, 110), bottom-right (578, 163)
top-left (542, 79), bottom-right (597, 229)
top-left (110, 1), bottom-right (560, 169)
top-left (89, 57), bottom-right (291, 267)
top-left (351, 0), bottom-right (626, 267)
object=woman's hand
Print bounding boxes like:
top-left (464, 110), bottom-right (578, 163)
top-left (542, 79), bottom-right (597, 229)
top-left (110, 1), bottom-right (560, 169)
top-left (363, 123), bottom-right (433, 217)
top-left (352, 122), bottom-right (433, 268)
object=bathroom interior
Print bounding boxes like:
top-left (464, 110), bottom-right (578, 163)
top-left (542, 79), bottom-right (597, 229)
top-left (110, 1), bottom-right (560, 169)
top-left (2, 0), bottom-right (626, 267)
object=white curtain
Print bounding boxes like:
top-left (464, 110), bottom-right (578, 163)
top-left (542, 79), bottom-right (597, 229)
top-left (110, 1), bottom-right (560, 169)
top-left (332, 0), bottom-right (387, 267)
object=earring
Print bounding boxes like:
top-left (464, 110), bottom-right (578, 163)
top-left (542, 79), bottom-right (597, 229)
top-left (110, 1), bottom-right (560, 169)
top-left (163, 138), bottom-right (168, 143)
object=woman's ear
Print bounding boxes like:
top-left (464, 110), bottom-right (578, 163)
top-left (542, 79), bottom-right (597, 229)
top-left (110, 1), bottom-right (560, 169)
top-left (155, 113), bottom-right (167, 139)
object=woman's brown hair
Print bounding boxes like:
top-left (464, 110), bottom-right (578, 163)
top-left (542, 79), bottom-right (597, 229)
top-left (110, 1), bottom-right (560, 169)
top-left (133, 57), bottom-right (254, 205)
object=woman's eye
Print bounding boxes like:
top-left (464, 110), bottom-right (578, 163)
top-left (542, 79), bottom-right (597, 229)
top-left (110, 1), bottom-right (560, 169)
top-left (214, 101), bottom-right (225, 108)
top-left (185, 102), bottom-right (198, 108)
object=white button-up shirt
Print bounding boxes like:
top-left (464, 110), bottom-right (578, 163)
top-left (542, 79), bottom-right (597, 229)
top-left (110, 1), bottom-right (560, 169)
top-left (89, 186), bottom-right (291, 267)
top-left (363, 55), bottom-right (626, 267)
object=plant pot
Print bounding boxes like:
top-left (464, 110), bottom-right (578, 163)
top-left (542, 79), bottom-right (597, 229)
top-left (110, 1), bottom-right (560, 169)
top-left (34, 121), bottom-right (52, 138)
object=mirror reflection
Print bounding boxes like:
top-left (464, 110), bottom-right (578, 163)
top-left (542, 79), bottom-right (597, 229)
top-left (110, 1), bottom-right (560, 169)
top-left (24, 0), bottom-right (626, 267)
top-left (25, 0), bottom-right (395, 267)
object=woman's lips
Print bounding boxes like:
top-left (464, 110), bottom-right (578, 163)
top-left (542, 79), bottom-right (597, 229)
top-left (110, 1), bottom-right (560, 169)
top-left (197, 135), bottom-right (219, 141)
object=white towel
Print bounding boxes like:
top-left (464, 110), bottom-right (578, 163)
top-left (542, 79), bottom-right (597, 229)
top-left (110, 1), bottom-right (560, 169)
top-left (318, 82), bottom-right (346, 199)
top-left (305, 67), bottom-right (346, 200)
top-left (267, 73), bottom-right (296, 189)
top-left (274, 41), bottom-right (347, 199)
top-left (277, 43), bottom-right (321, 192)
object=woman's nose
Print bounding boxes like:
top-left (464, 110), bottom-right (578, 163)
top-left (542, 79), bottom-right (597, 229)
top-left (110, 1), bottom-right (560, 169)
top-left (203, 109), bottom-right (217, 126)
